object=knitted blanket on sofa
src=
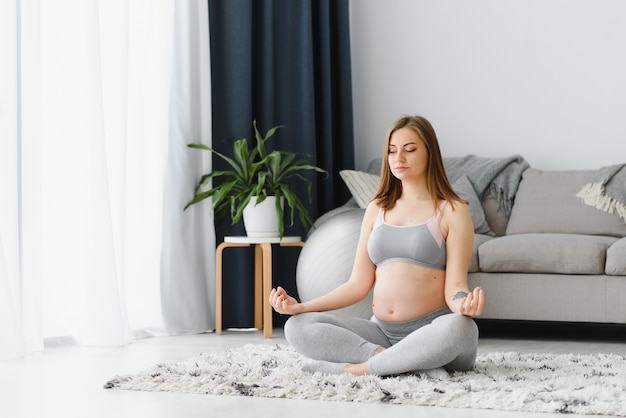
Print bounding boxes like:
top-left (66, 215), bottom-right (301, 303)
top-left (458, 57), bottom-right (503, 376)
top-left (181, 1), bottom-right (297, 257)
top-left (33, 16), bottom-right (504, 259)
top-left (577, 163), bottom-right (626, 223)
top-left (443, 154), bottom-right (529, 216)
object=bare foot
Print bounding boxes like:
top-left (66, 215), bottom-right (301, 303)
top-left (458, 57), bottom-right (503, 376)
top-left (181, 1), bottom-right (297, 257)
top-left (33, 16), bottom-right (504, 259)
top-left (343, 362), bottom-right (369, 375)
top-left (342, 346), bottom-right (386, 376)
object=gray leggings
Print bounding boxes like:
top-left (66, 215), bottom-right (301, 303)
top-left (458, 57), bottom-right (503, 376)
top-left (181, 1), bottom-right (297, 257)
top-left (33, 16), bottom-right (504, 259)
top-left (284, 306), bottom-right (479, 376)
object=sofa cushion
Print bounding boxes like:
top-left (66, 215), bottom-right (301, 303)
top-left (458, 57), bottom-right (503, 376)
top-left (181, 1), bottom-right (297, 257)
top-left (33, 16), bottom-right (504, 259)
top-left (506, 169), bottom-right (626, 237)
top-left (478, 233), bottom-right (618, 274)
top-left (469, 234), bottom-right (494, 272)
top-left (606, 238), bottom-right (626, 275)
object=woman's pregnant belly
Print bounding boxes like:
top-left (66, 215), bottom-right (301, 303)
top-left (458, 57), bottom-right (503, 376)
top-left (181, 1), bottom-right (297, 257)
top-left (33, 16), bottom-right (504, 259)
top-left (372, 261), bottom-right (446, 322)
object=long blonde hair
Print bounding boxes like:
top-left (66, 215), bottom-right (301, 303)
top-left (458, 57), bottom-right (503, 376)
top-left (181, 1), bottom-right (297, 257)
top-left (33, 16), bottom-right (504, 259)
top-left (372, 115), bottom-right (466, 211)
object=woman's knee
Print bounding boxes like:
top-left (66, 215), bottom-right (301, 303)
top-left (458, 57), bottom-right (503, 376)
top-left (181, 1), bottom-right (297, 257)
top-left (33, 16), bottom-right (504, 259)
top-left (437, 314), bottom-right (479, 371)
top-left (438, 313), bottom-right (479, 344)
top-left (283, 314), bottom-right (304, 344)
top-left (283, 312), bottom-right (327, 347)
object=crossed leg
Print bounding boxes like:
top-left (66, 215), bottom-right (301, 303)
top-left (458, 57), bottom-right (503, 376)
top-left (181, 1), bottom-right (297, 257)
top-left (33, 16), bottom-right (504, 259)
top-left (284, 311), bottom-right (478, 377)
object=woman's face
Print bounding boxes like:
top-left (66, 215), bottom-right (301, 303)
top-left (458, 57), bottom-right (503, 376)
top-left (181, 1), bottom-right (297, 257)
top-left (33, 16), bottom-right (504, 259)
top-left (387, 127), bottom-right (428, 181)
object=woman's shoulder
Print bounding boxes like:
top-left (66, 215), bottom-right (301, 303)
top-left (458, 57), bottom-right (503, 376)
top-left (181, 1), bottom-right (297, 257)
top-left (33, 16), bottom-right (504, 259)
top-left (365, 198), bottom-right (383, 211)
top-left (363, 199), bottom-right (383, 222)
top-left (441, 198), bottom-right (472, 227)
top-left (441, 197), bottom-right (469, 213)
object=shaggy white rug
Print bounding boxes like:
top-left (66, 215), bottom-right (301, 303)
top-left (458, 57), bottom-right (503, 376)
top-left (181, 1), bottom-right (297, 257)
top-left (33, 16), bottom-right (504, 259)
top-left (104, 344), bottom-right (626, 416)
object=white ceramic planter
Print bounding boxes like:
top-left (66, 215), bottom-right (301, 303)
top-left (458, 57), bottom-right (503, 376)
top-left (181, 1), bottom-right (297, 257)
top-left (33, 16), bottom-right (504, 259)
top-left (243, 196), bottom-right (284, 238)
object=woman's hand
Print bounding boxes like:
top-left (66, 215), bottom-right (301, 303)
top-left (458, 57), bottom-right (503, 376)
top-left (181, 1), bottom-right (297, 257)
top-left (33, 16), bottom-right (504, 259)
top-left (269, 286), bottom-right (303, 315)
top-left (458, 287), bottom-right (485, 318)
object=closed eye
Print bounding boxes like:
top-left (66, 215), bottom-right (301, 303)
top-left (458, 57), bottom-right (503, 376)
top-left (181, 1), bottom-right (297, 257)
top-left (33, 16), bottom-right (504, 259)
top-left (389, 143), bottom-right (418, 153)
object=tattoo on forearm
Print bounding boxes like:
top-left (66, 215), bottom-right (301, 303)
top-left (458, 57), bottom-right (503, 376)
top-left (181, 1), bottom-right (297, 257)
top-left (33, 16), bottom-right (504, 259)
top-left (451, 291), bottom-right (469, 301)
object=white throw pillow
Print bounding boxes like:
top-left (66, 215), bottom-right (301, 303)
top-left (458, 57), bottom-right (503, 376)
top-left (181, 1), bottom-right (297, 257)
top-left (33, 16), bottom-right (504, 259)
top-left (339, 170), bottom-right (380, 208)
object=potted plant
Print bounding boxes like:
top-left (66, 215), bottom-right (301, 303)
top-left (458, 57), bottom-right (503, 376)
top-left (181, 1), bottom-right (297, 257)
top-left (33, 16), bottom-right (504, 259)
top-left (184, 120), bottom-right (327, 239)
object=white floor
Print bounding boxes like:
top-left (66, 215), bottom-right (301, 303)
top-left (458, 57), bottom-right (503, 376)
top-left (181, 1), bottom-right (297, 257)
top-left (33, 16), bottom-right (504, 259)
top-left (2, 323), bottom-right (626, 418)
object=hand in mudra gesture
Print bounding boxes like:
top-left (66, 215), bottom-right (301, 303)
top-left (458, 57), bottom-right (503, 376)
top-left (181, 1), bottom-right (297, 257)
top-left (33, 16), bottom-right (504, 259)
top-left (269, 286), bottom-right (302, 315)
top-left (458, 287), bottom-right (485, 318)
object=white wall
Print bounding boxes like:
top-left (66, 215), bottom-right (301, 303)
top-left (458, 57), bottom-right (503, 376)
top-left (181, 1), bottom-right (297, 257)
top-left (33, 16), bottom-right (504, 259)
top-left (350, 0), bottom-right (626, 170)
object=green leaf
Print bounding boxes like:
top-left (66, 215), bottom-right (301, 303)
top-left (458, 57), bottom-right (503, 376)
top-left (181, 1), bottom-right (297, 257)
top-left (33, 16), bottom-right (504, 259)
top-left (197, 170), bottom-right (238, 190)
top-left (233, 138), bottom-right (251, 179)
top-left (183, 190), bottom-right (214, 210)
top-left (188, 142), bottom-right (246, 178)
top-left (275, 196), bottom-right (285, 239)
top-left (211, 180), bottom-right (238, 210)
top-left (253, 120), bottom-right (268, 159)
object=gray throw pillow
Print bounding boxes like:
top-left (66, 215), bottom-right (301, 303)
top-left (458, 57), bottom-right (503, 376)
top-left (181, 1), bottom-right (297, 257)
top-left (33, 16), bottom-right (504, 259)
top-left (453, 175), bottom-right (494, 236)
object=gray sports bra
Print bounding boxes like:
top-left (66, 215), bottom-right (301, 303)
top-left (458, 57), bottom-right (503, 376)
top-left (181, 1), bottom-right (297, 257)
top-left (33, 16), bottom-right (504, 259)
top-left (367, 201), bottom-right (447, 270)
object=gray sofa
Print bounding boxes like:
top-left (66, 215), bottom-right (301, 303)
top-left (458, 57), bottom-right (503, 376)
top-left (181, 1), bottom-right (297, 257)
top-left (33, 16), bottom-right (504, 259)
top-left (469, 167), bottom-right (626, 324)
top-left (296, 161), bottom-right (626, 325)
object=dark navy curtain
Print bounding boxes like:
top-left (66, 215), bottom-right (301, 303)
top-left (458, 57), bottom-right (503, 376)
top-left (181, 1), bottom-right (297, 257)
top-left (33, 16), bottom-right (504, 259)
top-left (208, 0), bottom-right (354, 328)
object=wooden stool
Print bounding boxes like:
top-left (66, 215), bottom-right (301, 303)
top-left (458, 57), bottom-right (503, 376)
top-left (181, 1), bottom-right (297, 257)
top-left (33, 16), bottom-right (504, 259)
top-left (215, 236), bottom-right (304, 338)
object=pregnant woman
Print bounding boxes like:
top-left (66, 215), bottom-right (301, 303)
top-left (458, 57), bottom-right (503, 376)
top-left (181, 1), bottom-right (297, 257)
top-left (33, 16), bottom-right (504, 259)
top-left (269, 115), bottom-right (484, 377)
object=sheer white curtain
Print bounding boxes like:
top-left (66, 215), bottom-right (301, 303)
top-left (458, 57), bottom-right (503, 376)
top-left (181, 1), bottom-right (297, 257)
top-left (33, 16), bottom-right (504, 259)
top-left (0, 0), bottom-right (25, 359)
top-left (0, 0), bottom-right (214, 360)
top-left (161, 1), bottom-right (215, 334)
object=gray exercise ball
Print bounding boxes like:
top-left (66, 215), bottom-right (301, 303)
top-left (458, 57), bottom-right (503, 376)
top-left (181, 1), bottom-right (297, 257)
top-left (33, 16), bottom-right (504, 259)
top-left (296, 208), bottom-right (373, 319)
